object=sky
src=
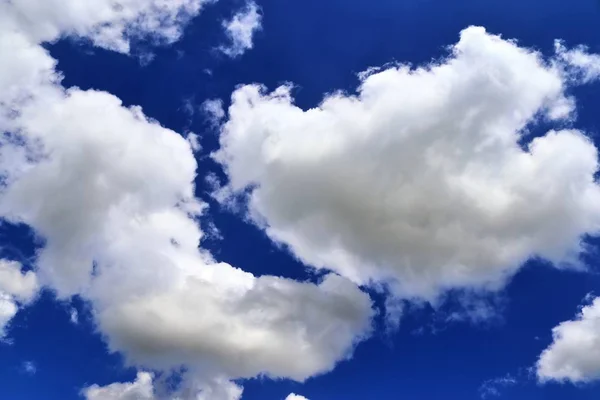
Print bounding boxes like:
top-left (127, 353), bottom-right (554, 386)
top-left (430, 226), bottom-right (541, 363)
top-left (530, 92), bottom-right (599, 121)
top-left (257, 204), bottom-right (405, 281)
top-left (2, 0), bottom-right (600, 399)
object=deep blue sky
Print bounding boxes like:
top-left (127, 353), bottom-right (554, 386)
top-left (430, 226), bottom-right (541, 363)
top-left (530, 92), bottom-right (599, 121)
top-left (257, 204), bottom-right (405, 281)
top-left (3, 0), bottom-right (600, 399)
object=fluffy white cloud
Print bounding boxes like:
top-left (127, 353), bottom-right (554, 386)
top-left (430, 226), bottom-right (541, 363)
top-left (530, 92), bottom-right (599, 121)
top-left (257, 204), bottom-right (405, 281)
top-left (0, 260), bottom-right (38, 303)
top-left (220, 2), bottom-right (262, 58)
top-left (203, 98), bottom-right (226, 125)
top-left (215, 26), bottom-right (600, 301)
top-left (537, 297), bottom-right (600, 383)
top-left (0, 0), bottom-right (213, 53)
top-left (0, 260), bottom-right (39, 335)
top-left (84, 373), bottom-right (243, 400)
top-left (0, 82), bottom-right (372, 382)
top-left (84, 372), bottom-right (155, 400)
top-left (0, 0), bottom-right (373, 396)
top-left (285, 394), bottom-right (309, 400)
top-left (97, 269), bottom-right (371, 381)
top-left (555, 41), bottom-right (600, 83)
top-left (0, 293), bottom-right (18, 336)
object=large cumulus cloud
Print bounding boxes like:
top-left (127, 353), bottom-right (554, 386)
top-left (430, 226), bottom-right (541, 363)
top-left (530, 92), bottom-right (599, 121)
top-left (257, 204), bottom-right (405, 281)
top-left (215, 26), bottom-right (600, 301)
top-left (0, 0), bottom-right (374, 398)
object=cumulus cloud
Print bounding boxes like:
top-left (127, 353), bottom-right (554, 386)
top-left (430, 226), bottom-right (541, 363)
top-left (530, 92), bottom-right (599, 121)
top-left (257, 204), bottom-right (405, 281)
top-left (84, 372), bottom-right (155, 400)
top-left (215, 26), bottom-right (600, 303)
top-left (220, 2), bottom-right (262, 57)
top-left (0, 260), bottom-right (38, 303)
top-left (555, 41), bottom-right (600, 83)
top-left (537, 297), bottom-right (600, 383)
top-left (0, 260), bottom-right (39, 335)
top-left (0, 0), bottom-right (373, 397)
top-left (285, 394), bottom-right (309, 400)
top-left (84, 372), bottom-right (243, 400)
top-left (0, 0), bottom-right (213, 53)
top-left (0, 82), bottom-right (372, 383)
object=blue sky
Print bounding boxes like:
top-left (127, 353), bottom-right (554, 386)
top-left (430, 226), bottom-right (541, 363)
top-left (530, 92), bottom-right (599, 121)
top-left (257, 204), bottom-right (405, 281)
top-left (2, 0), bottom-right (600, 399)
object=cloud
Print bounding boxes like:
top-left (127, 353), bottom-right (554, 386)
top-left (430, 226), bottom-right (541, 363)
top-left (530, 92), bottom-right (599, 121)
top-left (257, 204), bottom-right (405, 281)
top-left (215, 26), bottom-right (600, 304)
top-left (21, 361), bottom-right (37, 375)
top-left (0, 82), bottom-right (372, 383)
top-left (0, 0), bottom-right (373, 396)
top-left (0, 260), bottom-right (39, 335)
top-left (220, 2), bottom-right (262, 57)
top-left (555, 41), bottom-right (600, 83)
top-left (70, 307), bottom-right (79, 324)
top-left (186, 132), bottom-right (202, 152)
top-left (285, 394), bottom-right (309, 400)
top-left (0, 260), bottom-right (38, 303)
top-left (0, 294), bottom-right (18, 337)
top-left (84, 372), bottom-right (155, 400)
top-left (203, 99), bottom-right (226, 126)
top-left (478, 374), bottom-right (517, 398)
top-left (0, 0), bottom-right (214, 53)
top-left (83, 372), bottom-right (243, 400)
top-left (537, 297), bottom-right (600, 383)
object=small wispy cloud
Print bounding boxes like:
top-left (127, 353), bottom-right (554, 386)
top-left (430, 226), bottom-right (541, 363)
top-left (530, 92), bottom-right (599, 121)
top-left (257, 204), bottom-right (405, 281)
top-left (186, 132), bottom-right (202, 152)
top-left (479, 374), bottom-right (517, 399)
top-left (202, 98), bottom-right (225, 127)
top-left (219, 1), bottom-right (262, 58)
top-left (21, 361), bottom-right (37, 375)
top-left (70, 307), bottom-right (79, 324)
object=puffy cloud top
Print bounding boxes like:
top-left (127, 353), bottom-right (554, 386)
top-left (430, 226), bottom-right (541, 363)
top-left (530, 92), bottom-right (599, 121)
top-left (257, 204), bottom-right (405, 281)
top-left (285, 394), bottom-right (310, 400)
top-left (216, 26), bottom-right (600, 301)
top-left (537, 297), bottom-right (600, 383)
top-left (84, 372), bottom-right (155, 400)
top-left (220, 1), bottom-right (262, 58)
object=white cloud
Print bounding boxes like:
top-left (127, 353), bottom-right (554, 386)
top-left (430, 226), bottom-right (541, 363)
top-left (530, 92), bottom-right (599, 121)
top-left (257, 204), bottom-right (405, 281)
top-left (0, 82), bottom-right (372, 382)
top-left (537, 297), bottom-right (600, 383)
top-left (0, 0), bottom-right (374, 396)
top-left (84, 372), bottom-right (155, 400)
top-left (97, 269), bottom-right (371, 381)
top-left (555, 41), bottom-right (600, 83)
top-left (215, 26), bottom-right (600, 303)
top-left (220, 2), bottom-right (262, 57)
top-left (0, 0), bottom-right (213, 53)
top-left (479, 374), bottom-right (517, 398)
top-left (285, 394), bottom-right (309, 400)
top-left (0, 293), bottom-right (18, 337)
top-left (0, 260), bottom-right (39, 335)
top-left (203, 98), bottom-right (226, 126)
top-left (0, 260), bottom-right (38, 303)
top-left (187, 132), bottom-right (202, 152)
top-left (84, 372), bottom-right (243, 400)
